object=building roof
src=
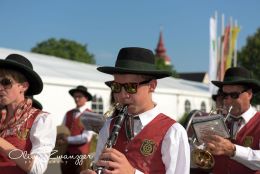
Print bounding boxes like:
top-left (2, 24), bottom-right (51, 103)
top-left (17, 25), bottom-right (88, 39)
top-left (178, 72), bottom-right (208, 83)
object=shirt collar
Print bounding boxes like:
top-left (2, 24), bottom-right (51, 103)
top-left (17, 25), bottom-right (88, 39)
top-left (138, 104), bottom-right (160, 127)
top-left (241, 105), bottom-right (257, 123)
top-left (77, 103), bottom-right (89, 113)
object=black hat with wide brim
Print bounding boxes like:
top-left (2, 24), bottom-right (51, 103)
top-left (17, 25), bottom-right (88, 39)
top-left (97, 47), bottom-right (172, 79)
top-left (0, 54), bottom-right (43, 95)
top-left (212, 67), bottom-right (260, 93)
top-left (30, 97), bottom-right (43, 110)
top-left (69, 85), bottom-right (93, 101)
top-left (32, 98), bottom-right (43, 110)
top-left (211, 89), bottom-right (222, 101)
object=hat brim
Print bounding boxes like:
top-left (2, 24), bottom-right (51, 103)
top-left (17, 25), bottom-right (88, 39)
top-left (0, 60), bottom-right (43, 95)
top-left (69, 89), bottom-right (93, 101)
top-left (212, 94), bottom-right (217, 101)
top-left (32, 98), bottom-right (43, 110)
top-left (97, 66), bottom-right (172, 79)
top-left (212, 80), bottom-right (260, 93)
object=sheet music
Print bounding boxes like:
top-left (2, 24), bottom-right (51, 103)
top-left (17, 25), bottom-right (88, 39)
top-left (192, 114), bottom-right (230, 144)
top-left (80, 111), bottom-right (106, 133)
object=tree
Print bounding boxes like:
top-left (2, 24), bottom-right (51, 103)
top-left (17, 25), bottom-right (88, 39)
top-left (31, 38), bottom-right (95, 64)
top-left (237, 28), bottom-right (260, 104)
top-left (155, 56), bottom-right (179, 78)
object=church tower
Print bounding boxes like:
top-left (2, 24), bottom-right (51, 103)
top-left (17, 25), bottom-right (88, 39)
top-left (155, 31), bottom-right (171, 65)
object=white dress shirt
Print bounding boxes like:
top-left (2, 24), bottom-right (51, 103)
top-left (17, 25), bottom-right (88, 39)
top-left (29, 112), bottom-right (56, 174)
top-left (95, 104), bottom-right (190, 174)
top-left (63, 104), bottom-right (95, 144)
top-left (231, 105), bottom-right (260, 170)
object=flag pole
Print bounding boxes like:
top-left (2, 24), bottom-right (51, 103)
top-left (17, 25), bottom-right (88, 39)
top-left (234, 20), bottom-right (238, 67)
top-left (229, 16), bottom-right (233, 68)
top-left (209, 12), bottom-right (217, 94)
top-left (220, 13), bottom-right (225, 80)
top-left (215, 11), bottom-right (218, 70)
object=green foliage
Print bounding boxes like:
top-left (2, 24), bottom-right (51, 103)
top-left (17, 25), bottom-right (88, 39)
top-left (237, 28), bottom-right (260, 105)
top-left (177, 112), bottom-right (189, 127)
top-left (31, 38), bottom-right (96, 64)
top-left (155, 56), bottom-right (179, 78)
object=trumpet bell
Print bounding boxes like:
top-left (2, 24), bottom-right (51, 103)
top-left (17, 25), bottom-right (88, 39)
top-left (192, 149), bottom-right (215, 170)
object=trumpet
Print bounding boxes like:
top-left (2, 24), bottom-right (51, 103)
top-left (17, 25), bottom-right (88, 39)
top-left (95, 103), bottom-right (128, 174)
top-left (186, 106), bottom-right (232, 170)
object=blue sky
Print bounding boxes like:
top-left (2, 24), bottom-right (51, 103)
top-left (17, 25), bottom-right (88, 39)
top-left (0, 1), bottom-right (259, 73)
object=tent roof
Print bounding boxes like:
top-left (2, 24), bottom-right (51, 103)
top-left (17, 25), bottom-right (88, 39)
top-left (0, 47), bottom-right (210, 96)
top-left (0, 48), bottom-right (111, 82)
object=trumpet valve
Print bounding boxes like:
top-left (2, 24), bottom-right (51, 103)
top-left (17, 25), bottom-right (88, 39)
top-left (192, 149), bottom-right (215, 170)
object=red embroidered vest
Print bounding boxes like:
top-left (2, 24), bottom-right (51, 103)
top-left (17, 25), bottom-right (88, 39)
top-left (213, 112), bottom-right (260, 174)
top-left (65, 109), bottom-right (91, 154)
top-left (0, 109), bottom-right (41, 174)
top-left (111, 113), bottom-right (176, 174)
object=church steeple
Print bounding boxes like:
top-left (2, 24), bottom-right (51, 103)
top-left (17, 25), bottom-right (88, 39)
top-left (155, 31), bottom-right (171, 65)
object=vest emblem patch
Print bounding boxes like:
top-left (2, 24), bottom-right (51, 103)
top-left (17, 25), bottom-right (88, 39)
top-left (17, 128), bottom-right (30, 140)
top-left (140, 139), bottom-right (156, 156)
top-left (243, 136), bottom-right (253, 147)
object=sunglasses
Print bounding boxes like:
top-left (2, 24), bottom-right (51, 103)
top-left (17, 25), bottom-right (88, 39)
top-left (0, 78), bottom-right (13, 89)
top-left (106, 79), bottom-right (151, 94)
top-left (221, 89), bottom-right (248, 99)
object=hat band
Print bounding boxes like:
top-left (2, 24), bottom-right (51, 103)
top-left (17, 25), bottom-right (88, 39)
top-left (115, 59), bottom-right (156, 69)
top-left (224, 76), bottom-right (252, 82)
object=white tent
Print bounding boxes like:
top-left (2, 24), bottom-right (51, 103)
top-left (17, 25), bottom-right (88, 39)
top-left (0, 48), bottom-right (211, 125)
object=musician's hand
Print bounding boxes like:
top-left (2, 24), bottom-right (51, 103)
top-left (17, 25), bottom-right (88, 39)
top-left (56, 139), bottom-right (66, 146)
top-left (61, 134), bottom-right (68, 141)
top-left (56, 134), bottom-right (68, 145)
top-left (96, 148), bottom-right (136, 174)
top-left (205, 135), bottom-right (236, 157)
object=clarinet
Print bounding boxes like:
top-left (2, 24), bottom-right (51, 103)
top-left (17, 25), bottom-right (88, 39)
top-left (95, 105), bottom-right (128, 174)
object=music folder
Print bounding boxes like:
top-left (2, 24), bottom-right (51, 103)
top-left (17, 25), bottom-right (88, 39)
top-left (80, 111), bottom-right (106, 133)
top-left (192, 114), bottom-right (230, 144)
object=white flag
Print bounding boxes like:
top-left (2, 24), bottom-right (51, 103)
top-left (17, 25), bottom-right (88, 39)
top-left (209, 16), bottom-right (217, 94)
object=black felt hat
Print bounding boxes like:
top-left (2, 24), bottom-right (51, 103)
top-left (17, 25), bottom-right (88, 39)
top-left (0, 54), bottom-right (43, 95)
top-left (97, 47), bottom-right (172, 79)
top-left (29, 96), bottom-right (43, 110)
top-left (212, 67), bottom-right (260, 93)
top-left (69, 85), bottom-right (93, 101)
top-left (212, 89), bottom-right (223, 101)
top-left (32, 98), bottom-right (43, 110)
